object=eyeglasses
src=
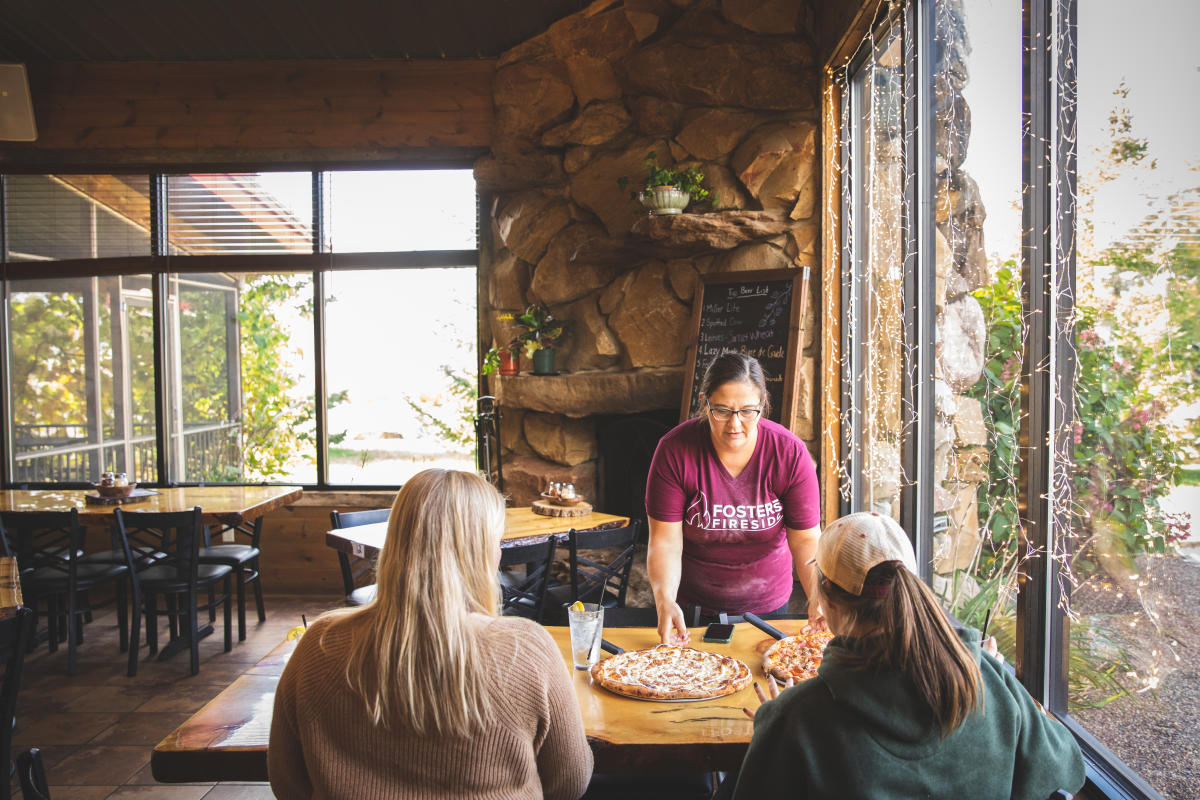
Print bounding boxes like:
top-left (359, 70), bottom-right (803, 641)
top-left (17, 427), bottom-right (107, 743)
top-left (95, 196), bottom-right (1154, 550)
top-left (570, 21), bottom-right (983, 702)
top-left (705, 400), bottom-right (762, 422)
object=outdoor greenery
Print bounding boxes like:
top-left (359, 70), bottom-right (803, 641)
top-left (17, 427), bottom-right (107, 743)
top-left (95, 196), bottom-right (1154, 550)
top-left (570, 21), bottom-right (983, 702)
top-left (8, 272), bottom-right (349, 484)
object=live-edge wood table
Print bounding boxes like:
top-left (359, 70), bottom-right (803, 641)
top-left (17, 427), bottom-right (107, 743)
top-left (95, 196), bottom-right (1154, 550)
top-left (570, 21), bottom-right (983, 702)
top-left (151, 619), bottom-right (809, 782)
top-left (0, 485), bottom-right (303, 529)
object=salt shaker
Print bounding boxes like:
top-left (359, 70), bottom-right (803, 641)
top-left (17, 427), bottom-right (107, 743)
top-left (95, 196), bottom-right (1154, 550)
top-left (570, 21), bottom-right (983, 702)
top-left (561, 483), bottom-right (575, 500)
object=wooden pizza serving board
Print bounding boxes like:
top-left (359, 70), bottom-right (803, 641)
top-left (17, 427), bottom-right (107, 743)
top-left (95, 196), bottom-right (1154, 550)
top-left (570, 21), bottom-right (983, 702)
top-left (531, 498), bottom-right (593, 517)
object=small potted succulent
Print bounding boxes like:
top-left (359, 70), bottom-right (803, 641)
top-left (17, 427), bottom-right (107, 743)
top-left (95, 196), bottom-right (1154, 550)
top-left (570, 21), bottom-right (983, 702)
top-left (618, 151), bottom-right (717, 215)
top-left (515, 303), bottom-right (564, 375)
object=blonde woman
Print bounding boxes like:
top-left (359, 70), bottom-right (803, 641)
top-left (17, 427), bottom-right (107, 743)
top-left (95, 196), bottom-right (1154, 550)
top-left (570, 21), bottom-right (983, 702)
top-left (269, 469), bottom-right (593, 800)
top-left (732, 512), bottom-right (1084, 800)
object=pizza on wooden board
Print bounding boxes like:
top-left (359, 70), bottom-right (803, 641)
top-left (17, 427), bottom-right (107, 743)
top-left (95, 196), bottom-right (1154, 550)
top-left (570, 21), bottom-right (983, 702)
top-left (589, 644), bottom-right (753, 701)
top-left (761, 631), bottom-right (836, 683)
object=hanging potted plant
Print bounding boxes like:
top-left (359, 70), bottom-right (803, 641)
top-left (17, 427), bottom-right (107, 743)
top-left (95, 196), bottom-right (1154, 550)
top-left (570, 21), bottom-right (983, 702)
top-left (515, 303), bottom-right (564, 375)
top-left (618, 151), bottom-right (717, 216)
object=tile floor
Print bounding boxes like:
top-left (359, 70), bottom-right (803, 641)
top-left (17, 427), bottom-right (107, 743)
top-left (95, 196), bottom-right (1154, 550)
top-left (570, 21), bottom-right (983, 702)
top-left (10, 592), bottom-right (342, 799)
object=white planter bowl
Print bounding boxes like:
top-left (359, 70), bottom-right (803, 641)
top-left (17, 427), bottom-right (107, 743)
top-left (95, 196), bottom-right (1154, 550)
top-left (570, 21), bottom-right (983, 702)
top-left (640, 186), bottom-right (690, 215)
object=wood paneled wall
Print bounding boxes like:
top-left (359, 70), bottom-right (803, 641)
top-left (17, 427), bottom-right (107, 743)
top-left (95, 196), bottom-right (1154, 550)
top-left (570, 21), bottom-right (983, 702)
top-left (4, 59), bottom-right (495, 170)
top-left (257, 491), bottom-right (397, 595)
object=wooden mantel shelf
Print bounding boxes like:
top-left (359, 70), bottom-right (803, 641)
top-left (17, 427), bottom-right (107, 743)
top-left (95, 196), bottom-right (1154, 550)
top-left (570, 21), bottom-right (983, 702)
top-left (628, 210), bottom-right (795, 257)
top-left (490, 367), bottom-right (683, 417)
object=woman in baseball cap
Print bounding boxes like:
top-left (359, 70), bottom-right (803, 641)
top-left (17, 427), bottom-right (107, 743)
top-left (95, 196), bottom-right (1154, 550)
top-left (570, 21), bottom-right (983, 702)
top-left (730, 511), bottom-right (1085, 800)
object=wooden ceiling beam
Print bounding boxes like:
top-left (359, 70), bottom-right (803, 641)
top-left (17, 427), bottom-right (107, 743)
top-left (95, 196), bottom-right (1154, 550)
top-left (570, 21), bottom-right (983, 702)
top-left (3, 59), bottom-right (495, 170)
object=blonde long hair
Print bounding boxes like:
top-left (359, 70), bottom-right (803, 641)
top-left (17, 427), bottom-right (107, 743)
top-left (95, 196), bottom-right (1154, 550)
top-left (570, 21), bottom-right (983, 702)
top-left (331, 469), bottom-right (505, 737)
top-left (813, 561), bottom-right (982, 737)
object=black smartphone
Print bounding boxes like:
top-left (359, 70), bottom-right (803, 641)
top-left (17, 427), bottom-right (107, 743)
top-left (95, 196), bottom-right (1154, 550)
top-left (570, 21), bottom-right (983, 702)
top-left (702, 622), bottom-right (735, 644)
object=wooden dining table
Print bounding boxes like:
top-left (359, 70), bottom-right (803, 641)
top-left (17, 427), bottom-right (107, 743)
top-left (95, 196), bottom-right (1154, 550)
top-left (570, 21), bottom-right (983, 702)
top-left (0, 485), bottom-right (303, 531)
top-left (150, 618), bottom-right (809, 782)
top-left (324, 506), bottom-right (630, 559)
top-left (1, 485), bottom-right (303, 658)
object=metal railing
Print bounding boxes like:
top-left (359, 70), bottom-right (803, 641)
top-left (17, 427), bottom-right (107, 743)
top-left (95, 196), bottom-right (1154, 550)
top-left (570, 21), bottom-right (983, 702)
top-left (12, 420), bottom-right (242, 484)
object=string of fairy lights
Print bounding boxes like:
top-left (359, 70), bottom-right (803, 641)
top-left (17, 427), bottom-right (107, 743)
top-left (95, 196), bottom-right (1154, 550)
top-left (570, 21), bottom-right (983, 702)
top-left (832, 0), bottom-right (1182, 704)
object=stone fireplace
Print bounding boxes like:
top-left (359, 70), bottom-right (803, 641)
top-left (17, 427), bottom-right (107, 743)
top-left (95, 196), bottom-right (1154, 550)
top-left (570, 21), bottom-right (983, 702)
top-left (477, 0), bottom-right (823, 509)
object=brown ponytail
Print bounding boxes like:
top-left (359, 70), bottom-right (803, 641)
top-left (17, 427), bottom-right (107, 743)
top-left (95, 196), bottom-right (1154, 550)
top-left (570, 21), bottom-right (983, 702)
top-left (815, 561), bottom-right (982, 736)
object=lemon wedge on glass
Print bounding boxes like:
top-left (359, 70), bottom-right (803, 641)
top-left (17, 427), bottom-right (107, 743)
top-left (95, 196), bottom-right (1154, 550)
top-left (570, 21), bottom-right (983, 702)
top-left (285, 625), bottom-right (307, 641)
top-left (570, 600), bottom-right (585, 613)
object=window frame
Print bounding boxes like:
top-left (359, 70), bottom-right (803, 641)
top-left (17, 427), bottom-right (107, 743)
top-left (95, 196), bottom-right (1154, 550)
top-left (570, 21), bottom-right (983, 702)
top-left (0, 166), bottom-right (479, 491)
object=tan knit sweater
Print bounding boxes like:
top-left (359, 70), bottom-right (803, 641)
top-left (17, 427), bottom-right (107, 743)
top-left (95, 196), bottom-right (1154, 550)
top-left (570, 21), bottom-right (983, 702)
top-left (268, 613), bottom-right (593, 800)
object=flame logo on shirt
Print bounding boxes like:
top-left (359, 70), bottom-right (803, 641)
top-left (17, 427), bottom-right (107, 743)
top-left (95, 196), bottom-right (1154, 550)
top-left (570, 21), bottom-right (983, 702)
top-left (685, 491), bottom-right (711, 528)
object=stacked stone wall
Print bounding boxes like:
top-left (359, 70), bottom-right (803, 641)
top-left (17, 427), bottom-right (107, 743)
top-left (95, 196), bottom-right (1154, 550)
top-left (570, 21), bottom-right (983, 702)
top-left (477, 0), bottom-right (823, 506)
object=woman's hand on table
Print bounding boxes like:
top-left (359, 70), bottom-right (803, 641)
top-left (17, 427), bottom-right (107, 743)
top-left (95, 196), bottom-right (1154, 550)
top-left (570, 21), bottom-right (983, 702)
top-left (656, 600), bottom-right (690, 645)
top-left (742, 675), bottom-right (794, 719)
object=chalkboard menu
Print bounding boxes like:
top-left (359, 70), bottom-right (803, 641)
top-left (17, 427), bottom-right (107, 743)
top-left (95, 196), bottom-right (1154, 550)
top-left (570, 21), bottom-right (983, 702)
top-left (680, 268), bottom-right (809, 428)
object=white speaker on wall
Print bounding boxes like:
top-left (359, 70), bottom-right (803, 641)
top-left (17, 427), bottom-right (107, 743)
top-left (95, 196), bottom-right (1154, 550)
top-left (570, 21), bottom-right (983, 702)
top-left (0, 64), bottom-right (37, 141)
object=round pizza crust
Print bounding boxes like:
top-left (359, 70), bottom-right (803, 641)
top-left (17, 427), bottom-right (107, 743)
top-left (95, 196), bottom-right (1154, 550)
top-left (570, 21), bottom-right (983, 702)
top-left (761, 631), bottom-right (836, 683)
top-left (589, 644), bottom-right (752, 701)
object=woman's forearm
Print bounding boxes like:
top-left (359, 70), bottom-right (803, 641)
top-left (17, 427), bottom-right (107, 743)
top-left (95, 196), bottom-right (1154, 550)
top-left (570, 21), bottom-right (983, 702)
top-left (786, 525), bottom-right (821, 601)
top-left (647, 518), bottom-right (683, 608)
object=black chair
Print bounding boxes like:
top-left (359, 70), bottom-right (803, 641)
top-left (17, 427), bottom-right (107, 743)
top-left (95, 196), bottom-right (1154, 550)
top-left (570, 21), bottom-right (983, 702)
top-left (499, 538), bottom-right (558, 624)
top-left (329, 508), bottom-right (390, 606)
top-left (0, 608), bottom-right (32, 800)
top-left (1, 511), bottom-right (130, 675)
top-left (543, 522), bottom-right (641, 623)
top-left (16, 748), bottom-right (50, 800)
top-left (115, 507), bottom-right (233, 677)
top-left (198, 516), bottom-right (266, 641)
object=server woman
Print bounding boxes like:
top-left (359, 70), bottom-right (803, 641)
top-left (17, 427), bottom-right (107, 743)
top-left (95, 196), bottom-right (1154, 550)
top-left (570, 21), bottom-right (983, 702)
top-left (646, 351), bottom-right (822, 645)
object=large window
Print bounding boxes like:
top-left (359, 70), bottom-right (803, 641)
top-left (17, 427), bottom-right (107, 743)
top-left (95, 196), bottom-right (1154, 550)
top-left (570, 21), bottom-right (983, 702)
top-left (836, 0), bottom-right (1197, 797)
top-left (2, 169), bottom-right (478, 488)
top-left (1064, 2), bottom-right (1200, 797)
top-left (841, 21), bottom-right (907, 520)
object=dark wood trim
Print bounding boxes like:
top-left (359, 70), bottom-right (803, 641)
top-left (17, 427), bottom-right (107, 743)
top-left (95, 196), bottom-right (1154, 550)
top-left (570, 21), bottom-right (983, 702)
top-left (822, 0), bottom-right (887, 71)
top-left (1, 250), bottom-right (478, 280)
top-left (0, 151), bottom-right (488, 174)
top-left (898, 0), bottom-right (936, 578)
top-left (0, 175), bottom-right (10, 486)
top-left (1018, 0), bottom-right (1054, 700)
top-left (1048, 0), bottom-right (1078, 718)
top-left (313, 265), bottom-right (330, 485)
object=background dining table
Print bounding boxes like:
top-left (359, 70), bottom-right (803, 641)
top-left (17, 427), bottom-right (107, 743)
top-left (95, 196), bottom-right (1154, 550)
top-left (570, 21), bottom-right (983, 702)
top-left (150, 618), bottom-right (809, 782)
top-left (324, 506), bottom-right (630, 559)
top-left (0, 485), bottom-right (303, 531)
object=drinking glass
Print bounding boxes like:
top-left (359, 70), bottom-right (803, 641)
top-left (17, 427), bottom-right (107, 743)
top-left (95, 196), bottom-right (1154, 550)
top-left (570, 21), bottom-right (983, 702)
top-left (567, 603), bottom-right (604, 669)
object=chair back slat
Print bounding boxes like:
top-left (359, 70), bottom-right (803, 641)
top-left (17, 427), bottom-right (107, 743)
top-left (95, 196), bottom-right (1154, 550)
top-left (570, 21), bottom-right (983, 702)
top-left (114, 507), bottom-right (204, 581)
top-left (499, 538), bottom-right (558, 623)
top-left (329, 509), bottom-right (389, 599)
top-left (0, 510), bottom-right (84, 581)
top-left (0, 608), bottom-right (33, 798)
top-left (330, 508), bottom-right (391, 529)
top-left (566, 520), bottom-right (642, 608)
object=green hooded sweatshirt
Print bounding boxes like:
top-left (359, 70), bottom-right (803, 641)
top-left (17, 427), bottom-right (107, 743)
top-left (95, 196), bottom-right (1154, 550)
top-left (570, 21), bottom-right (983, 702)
top-left (732, 627), bottom-right (1085, 800)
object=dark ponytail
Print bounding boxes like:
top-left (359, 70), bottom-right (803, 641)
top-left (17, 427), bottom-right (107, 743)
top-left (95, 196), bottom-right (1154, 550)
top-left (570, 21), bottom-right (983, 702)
top-left (815, 561), bottom-right (982, 737)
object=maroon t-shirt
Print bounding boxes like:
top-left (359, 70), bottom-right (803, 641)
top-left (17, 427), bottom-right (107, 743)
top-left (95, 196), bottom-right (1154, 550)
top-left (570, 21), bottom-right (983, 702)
top-left (645, 417), bottom-right (820, 614)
